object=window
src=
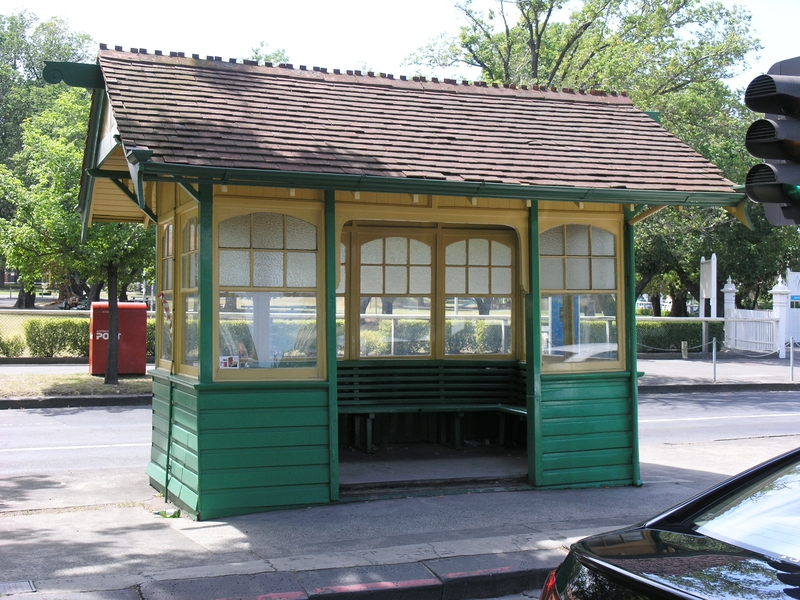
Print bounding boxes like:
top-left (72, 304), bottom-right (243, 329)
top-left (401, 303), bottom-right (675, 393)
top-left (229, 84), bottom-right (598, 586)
top-left (444, 238), bottom-right (513, 355)
top-left (342, 224), bottom-right (517, 360)
top-left (540, 223), bottom-right (621, 368)
top-left (181, 215), bottom-right (199, 369)
top-left (359, 236), bottom-right (432, 357)
top-left (217, 212), bottom-right (319, 372)
top-left (158, 222), bottom-right (174, 364)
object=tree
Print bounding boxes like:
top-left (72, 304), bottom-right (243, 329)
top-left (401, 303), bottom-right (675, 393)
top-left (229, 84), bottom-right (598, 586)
top-left (0, 11), bottom-right (92, 293)
top-left (0, 86), bottom-right (154, 310)
top-left (0, 87), bottom-right (87, 306)
top-left (0, 11), bottom-right (92, 168)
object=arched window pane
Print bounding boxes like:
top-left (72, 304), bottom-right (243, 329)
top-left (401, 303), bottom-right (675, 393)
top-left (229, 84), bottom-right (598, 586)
top-left (566, 224), bottom-right (590, 255)
top-left (253, 212), bottom-right (284, 249)
top-left (219, 214), bottom-right (251, 248)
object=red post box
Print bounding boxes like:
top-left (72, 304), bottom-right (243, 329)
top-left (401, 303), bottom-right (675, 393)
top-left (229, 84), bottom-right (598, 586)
top-left (89, 302), bottom-right (148, 375)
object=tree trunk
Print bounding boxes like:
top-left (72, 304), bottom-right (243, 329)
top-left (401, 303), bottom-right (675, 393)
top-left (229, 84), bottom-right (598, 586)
top-left (652, 297), bottom-right (662, 317)
top-left (14, 283), bottom-right (35, 308)
top-left (475, 298), bottom-right (492, 315)
top-left (105, 263), bottom-right (119, 385)
top-left (89, 282), bottom-right (104, 302)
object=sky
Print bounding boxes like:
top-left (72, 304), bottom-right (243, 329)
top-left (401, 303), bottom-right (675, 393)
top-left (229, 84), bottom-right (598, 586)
top-left (12, 0), bottom-right (800, 91)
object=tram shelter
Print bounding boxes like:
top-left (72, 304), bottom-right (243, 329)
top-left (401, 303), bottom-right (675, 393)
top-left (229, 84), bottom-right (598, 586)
top-left (46, 47), bottom-right (748, 519)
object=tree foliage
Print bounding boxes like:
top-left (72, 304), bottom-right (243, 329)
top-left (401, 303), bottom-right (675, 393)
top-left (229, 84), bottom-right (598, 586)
top-left (0, 11), bottom-right (92, 167)
top-left (249, 41), bottom-right (290, 66)
top-left (410, 0), bottom-right (800, 311)
top-left (0, 86), bottom-right (154, 302)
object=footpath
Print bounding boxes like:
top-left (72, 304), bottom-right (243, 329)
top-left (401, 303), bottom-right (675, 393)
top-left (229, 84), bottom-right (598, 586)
top-left (1, 356), bottom-right (798, 600)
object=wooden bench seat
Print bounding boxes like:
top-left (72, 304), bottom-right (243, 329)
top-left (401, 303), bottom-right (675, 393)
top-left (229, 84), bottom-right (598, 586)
top-left (337, 360), bottom-right (527, 452)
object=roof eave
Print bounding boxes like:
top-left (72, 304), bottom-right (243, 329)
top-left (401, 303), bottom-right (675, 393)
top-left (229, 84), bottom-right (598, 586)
top-left (138, 161), bottom-right (746, 209)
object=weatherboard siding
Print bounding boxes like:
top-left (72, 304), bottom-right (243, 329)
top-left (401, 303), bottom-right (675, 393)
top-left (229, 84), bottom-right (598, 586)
top-left (148, 373), bottom-right (333, 520)
top-left (196, 383), bottom-right (331, 520)
top-left (538, 373), bottom-right (636, 488)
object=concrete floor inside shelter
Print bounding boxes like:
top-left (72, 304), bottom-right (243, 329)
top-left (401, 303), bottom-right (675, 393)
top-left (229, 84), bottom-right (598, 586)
top-left (338, 442), bottom-right (531, 498)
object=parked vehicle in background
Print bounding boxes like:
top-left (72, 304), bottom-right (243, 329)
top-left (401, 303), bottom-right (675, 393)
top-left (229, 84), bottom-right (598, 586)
top-left (541, 447), bottom-right (800, 599)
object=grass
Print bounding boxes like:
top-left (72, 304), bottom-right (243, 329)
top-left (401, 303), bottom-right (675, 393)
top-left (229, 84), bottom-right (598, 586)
top-left (0, 373), bottom-right (152, 398)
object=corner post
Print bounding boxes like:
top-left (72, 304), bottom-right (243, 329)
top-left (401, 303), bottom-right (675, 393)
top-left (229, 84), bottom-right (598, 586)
top-left (624, 217), bottom-right (642, 485)
top-left (527, 201), bottom-right (543, 485)
top-left (198, 183), bottom-right (215, 383)
top-left (325, 189), bottom-right (339, 500)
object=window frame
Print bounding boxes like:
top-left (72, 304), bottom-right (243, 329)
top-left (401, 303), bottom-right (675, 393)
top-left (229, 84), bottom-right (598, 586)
top-left (538, 214), bottom-right (626, 373)
top-left (213, 198), bottom-right (326, 381)
top-left (156, 217), bottom-right (175, 371)
top-left (340, 222), bottom-right (520, 361)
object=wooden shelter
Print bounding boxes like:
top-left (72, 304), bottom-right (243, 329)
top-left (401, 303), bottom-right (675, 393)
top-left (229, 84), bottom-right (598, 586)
top-left (46, 46), bottom-right (747, 519)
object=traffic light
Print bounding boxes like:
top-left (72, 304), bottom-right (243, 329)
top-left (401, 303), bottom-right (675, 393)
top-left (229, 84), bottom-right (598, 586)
top-left (744, 56), bottom-right (800, 225)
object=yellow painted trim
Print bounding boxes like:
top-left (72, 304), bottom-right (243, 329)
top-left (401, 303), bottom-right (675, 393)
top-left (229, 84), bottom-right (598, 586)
top-left (627, 205), bottom-right (668, 225)
top-left (724, 200), bottom-right (753, 230)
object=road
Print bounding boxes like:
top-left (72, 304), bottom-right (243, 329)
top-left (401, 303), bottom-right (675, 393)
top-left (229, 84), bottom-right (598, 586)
top-left (638, 389), bottom-right (800, 490)
top-left (0, 405), bottom-right (153, 512)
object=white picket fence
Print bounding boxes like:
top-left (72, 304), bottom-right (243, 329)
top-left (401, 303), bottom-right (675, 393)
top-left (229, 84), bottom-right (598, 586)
top-left (724, 309), bottom-right (780, 354)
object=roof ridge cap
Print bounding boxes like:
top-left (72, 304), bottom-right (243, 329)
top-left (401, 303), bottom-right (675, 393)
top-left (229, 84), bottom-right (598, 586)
top-left (96, 44), bottom-right (631, 103)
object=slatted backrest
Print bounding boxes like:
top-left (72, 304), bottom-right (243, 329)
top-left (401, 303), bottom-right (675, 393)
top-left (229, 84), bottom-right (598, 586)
top-left (337, 360), bottom-right (526, 407)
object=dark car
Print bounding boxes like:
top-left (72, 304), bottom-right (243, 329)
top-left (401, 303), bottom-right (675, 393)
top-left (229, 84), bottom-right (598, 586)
top-left (540, 447), bottom-right (800, 600)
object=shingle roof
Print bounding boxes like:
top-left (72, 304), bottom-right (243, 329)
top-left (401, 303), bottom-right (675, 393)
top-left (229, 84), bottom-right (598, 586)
top-left (97, 47), bottom-right (736, 194)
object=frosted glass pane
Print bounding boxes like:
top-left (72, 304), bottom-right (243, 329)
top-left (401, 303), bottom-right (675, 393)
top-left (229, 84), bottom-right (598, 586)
top-left (540, 227), bottom-right (563, 256)
top-left (361, 239), bottom-right (383, 264)
top-left (219, 215), bottom-right (251, 248)
top-left (182, 253), bottom-right (198, 289)
top-left (385, 266), bottom-right (408, 293)
top-left (469, 267), bottom-right (490, 294)
top-left (592, 258), bottom-right (616, 289)
top-left (469, 239), bottom-right (490, 265)
top-left (592, 227), bottom-right (615, 256)
top-left (337, 266), bottom-right (346, 294)
top-left (492, 241), bottom-right (512, 266)
top-left (181, 255), bottom-right (189, 289)
top-left (252, 212), bottom-right (284, 249)
top-left (446, 240), bottom-right (466, 265)
top-left (219, 250), bottom-right (251, 286)
top-left (253, 251), bottom-right (284, 287)
top-left (286, 216), bottom-right (317, 250)
top-left (385, 237), bottom-right (408, 264)
top-left (287, 252), bottom-right (317, 287)
top-left (410, 239), bottom-right (431, 265)
top-left (567, 257), bottom-right (591, 289)
top-left (409, 266), bottom-right (431, 294)
top-left (340, 242), bottom-right (347, 263)
top-left (162, 224), bottom-right (173, 257)
top-left (566, 224), bottom-right (590, 255)
top-left (446, 267), bottom-right (466, 294)
top-left (183, 218), bottom-right (197, 252)
top-left (163, 258), bottom-right (173, 289)
top-left (492, 267), bottom-right (512, 295)
top-left (540, 257), bottom-right (563, 290)
top-left (361, 265), bottom-right (383, 294)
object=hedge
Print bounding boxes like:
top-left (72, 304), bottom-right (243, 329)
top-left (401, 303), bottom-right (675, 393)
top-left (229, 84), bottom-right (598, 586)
top-left (636, 320), bottom-right (724, 353)
top-left (4, 317), bottom-right (157, 358)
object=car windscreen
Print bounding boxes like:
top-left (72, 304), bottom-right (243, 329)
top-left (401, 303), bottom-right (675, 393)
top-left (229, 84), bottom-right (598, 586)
top-left (691, 460), bottom-right (800, 562)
